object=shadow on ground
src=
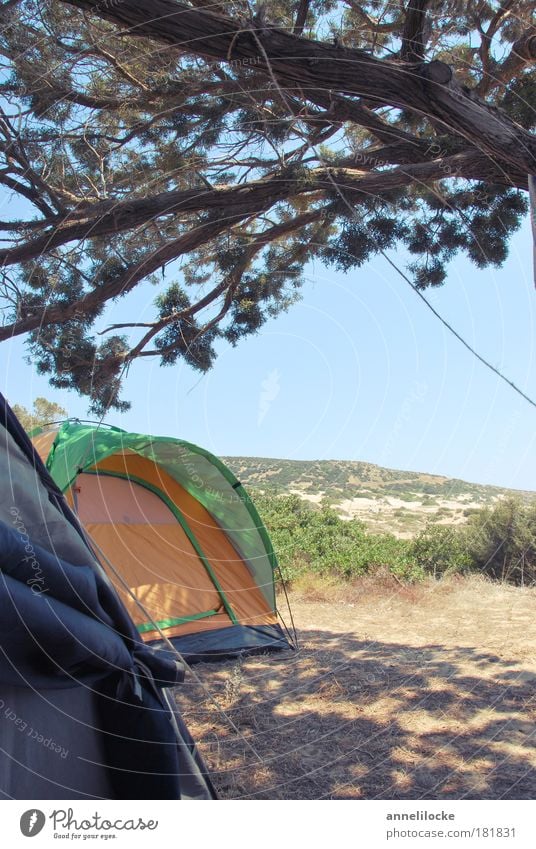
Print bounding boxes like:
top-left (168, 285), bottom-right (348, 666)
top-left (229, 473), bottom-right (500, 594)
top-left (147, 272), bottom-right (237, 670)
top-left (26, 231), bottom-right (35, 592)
top-left (175, 626), bottom-right (536, 799)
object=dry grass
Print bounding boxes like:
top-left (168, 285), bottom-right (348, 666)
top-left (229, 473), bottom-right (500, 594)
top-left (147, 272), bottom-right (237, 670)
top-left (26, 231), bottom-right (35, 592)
top-left (175, 575), bottom-right (536, 799)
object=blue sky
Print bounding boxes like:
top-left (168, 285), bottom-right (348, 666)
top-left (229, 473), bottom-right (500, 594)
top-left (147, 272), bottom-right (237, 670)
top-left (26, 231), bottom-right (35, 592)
top-left (3, 214), bottom-right (536, 491)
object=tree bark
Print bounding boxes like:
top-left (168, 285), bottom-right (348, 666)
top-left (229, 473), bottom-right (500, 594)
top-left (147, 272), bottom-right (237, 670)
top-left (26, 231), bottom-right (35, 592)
top-left (59, 0), bottom-right (536, 174)
top-left (400, 0), bottom-right (430, 62)
top-left (0, 151), bottom-right (525, 270)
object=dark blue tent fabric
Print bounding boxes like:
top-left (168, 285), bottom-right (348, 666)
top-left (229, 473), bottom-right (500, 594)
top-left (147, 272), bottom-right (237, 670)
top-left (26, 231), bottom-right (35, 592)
top-left (0, 520), bottom-right (183, 690)
top-left (154, 622), bottom-right (291, 664)
top-left (0, 392), bottom-right (216, 800)
top-left (0, 391), bottom-right (83, 539)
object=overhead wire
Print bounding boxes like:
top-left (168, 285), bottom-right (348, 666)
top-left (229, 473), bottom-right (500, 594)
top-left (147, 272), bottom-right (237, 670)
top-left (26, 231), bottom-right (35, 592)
top-left (246, 19), bottom-right (536, 410)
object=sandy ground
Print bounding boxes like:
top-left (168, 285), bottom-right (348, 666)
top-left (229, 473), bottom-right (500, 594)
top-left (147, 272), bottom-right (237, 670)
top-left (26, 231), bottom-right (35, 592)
top-left (337, 495), bottom-right (486, 519)
top-left (288, 489), bottom-right (325, 504)
top-left (175, 577), bottom-right (536, 799)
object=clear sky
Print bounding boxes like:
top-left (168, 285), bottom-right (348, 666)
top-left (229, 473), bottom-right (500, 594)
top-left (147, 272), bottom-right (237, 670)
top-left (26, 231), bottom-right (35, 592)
top-left (2, 214), bottom-right (536, 492)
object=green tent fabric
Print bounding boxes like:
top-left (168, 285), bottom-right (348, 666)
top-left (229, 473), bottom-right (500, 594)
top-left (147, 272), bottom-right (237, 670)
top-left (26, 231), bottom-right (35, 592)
top-left (32, 421), bottom-right (294, 661)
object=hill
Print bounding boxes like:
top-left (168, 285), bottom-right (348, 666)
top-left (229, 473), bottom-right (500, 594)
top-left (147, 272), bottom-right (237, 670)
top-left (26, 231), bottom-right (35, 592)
top-left (223, 456), bottom-right (536, 537)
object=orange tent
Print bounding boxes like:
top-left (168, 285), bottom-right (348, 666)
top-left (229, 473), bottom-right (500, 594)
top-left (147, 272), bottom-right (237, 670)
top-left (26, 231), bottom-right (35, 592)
top-left (32, 421), bottom-right (293, 661)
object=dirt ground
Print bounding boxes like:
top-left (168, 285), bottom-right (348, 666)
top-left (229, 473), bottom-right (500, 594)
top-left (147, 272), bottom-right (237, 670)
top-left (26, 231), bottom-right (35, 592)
top-left (174, 576), bottom-right (536, 799)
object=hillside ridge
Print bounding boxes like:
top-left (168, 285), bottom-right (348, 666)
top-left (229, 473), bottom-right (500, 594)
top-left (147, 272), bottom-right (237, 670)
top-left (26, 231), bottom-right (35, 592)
top-left (222, 456), bottom-right (535, 537)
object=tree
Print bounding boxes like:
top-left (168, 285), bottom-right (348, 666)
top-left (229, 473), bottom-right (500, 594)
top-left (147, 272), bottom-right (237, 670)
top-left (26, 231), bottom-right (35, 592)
top-left (409, 523), bottom-right (471, 578)
top-left (464, 497), bottom-right (536, 585)
top-left (11, 396), bottom-right (68, 431)
top-left (0, 0), bottom-right (533, 412)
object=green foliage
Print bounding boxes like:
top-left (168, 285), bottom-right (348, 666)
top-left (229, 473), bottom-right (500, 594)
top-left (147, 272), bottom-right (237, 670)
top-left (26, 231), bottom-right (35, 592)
top-left (463, 497), bottom-right (536, 585)
top-left (0, 0), bottom-right (532, 407)
top-left (154, 283), bottom-right (218, 371)
top-left (501, 73), bottom-right (536, 129)
top-left (255, 494), bottom-right (419, 583)
top-left (29, 322), bottom-right (130, 415)
top-left (409, 525), bottom-right (472, 578)
top-left (12, 396), bottom-right (67, 432)
top-left (404, 499), bottom-right (536, 585)
top-left (256, 492), bottom-right (536, 588)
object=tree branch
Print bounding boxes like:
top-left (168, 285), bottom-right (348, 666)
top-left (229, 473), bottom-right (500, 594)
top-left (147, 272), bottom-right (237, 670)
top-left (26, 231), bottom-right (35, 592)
top-left (133, 212), bottom-right (326, 360)
top-left (0, 172), bottom-right (56, 217)
top-left (58, 0), bottom-right (536, 174)
top-left (400, 0), bottom-right (430, 62)
top-left (494, 31), bottom-right (536, 82)
top-left (476, 0), bottom-right (514, 94)
top-left (0, 206), bottom-right (324, 344)
top-left (293, 0), bottom-right (310, 36)
top-left (0, 145), bottom-right (526, 270)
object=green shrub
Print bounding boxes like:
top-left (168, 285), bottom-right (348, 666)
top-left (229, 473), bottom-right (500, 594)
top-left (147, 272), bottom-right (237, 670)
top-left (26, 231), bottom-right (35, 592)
top-left (255, 493), bottom-right (536, 587)
top-left (409, 524), bottom-right (471, 577)
top-left (255, 494), bottom-right (417, 582)
top-left (463, 497), bottom-right (536, 585)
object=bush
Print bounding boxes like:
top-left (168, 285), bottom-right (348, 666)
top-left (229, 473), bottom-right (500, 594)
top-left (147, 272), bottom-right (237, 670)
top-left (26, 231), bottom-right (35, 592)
top-left (409, 524), bottom-right (471, 578)
top-left (255, 494), bottom-right (417, 583)
top-left (255, 492), bottom-right (536, 588)
top-left (464, 497), bottom-right (536, 585)
top-left (409, 498), bottom-right (536, 585)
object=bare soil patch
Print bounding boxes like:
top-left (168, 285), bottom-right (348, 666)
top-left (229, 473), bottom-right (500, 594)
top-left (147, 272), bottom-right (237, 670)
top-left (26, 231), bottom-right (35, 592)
top-left (175, 576), bottom-right (536, 799)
